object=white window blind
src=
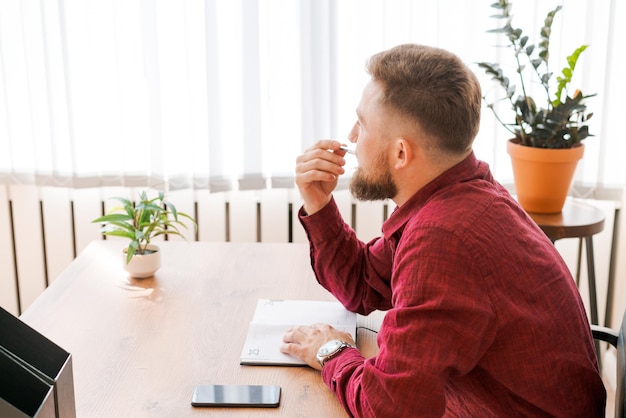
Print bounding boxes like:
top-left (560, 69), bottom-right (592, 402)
top-left (0, 0), bottom-right (623, 193)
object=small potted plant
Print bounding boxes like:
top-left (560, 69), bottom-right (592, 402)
top-left (478, 0), bottom-right (595, 213)
top-left (92, 190), bottom-right (196, 278)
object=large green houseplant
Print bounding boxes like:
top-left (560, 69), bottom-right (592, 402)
top-left (477, 0), bottom-right (595, 213)
top-left (92, 190), bottom-right (196, 277)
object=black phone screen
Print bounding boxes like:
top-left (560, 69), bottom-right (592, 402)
top-left (191, 384), bottom-right (281, 408)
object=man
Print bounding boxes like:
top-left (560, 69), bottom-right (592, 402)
top-left (280, 44), bottom-right (605, 417)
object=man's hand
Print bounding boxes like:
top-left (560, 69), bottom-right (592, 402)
top-left (280, 323), bottom-right (356, 370)
top-left (295, 140), bottom-right (348, 215)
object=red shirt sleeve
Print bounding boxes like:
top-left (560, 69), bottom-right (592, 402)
top-left (319, 225), bottom-right (497, 417)
top-left (299, 198), bottom-right (393, 314)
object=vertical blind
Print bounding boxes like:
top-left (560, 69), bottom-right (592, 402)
top-left (0, 0), bottom-right (624, 193)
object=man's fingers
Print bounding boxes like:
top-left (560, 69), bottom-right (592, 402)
top-left (304, 139), bottom-right (343, 154)
top-left (296, 149), bottom-right (346, 170)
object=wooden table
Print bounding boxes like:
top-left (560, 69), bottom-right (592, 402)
top-left (20, 241), bottom-right (382, 417)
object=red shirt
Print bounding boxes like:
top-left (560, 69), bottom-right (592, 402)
top-left (299, 153), bottom-right (605, 417)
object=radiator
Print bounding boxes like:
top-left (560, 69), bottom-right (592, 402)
top-left (0, 184), bottom-right (620, 327)
top-left (0, 185), bottom-right (389, 315)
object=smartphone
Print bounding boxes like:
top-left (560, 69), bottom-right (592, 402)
top-left (191, 384), bottom-right (281, 408)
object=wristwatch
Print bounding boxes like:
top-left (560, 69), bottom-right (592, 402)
top-left (316, 339), bottom-right (355, 367)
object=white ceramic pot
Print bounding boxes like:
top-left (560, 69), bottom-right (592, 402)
top-left (122, 244), bottom-right (161, 278)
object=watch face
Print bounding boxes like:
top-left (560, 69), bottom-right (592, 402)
top-left (319, 340), bottom-right (343, 356)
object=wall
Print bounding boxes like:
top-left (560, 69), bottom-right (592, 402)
top-left (0, 185), bottom-right (623, 332)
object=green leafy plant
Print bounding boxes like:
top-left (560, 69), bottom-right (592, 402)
top-left (92, 191), bottom-right (196, 264)
top-left (478, 0), bottom-right (595, 148)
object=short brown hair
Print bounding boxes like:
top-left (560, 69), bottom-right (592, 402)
top-left (366, 44), bottom-right (481, 154)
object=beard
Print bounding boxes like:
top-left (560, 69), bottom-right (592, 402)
top-left (349, 153), bottom-right (398, 201)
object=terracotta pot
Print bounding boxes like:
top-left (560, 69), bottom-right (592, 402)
top-left (122, 244), bottom-right (161, 278)
top-left (507, 140), bottom-right (584, 214)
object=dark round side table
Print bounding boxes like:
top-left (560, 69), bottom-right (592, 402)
top-left (528, 200), bottom-right (606, 327)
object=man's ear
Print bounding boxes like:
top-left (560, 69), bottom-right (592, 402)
top-left (393, 138), bottom-right (413, 170)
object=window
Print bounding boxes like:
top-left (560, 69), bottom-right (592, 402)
top-left (0, 0), bottom-right (623, 194)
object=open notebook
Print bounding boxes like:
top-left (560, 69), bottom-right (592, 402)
top-left (240, 299), bottom-right (357, 366)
